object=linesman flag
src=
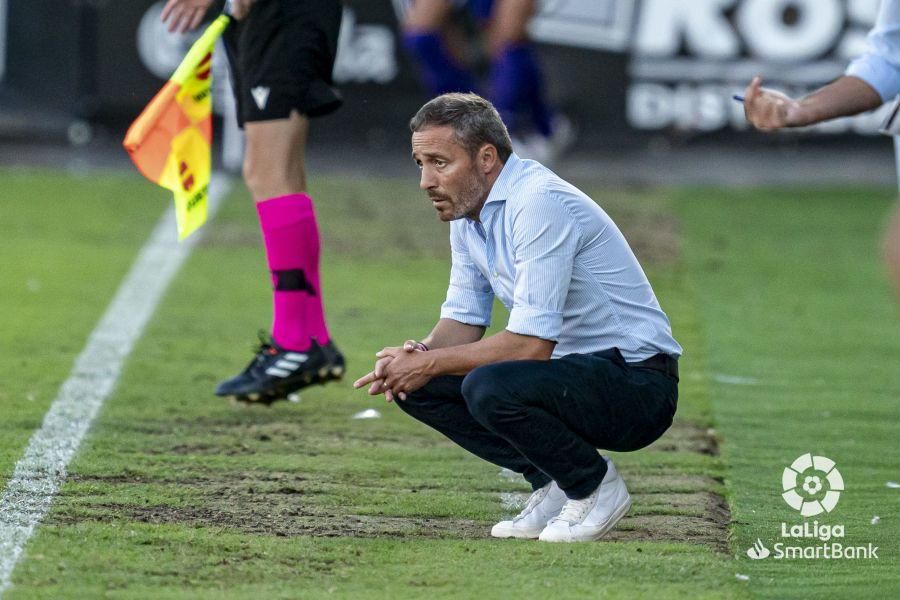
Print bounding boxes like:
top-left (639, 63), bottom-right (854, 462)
top-left (124, 14), bottom-right (230, 240)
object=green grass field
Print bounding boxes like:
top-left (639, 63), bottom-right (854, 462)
top-left (1, 168), bottom-right (897, 598)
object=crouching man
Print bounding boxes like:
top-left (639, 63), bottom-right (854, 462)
top-left (354, 93), bottom-right (682, 542)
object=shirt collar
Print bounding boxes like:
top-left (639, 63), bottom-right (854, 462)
top-left (485, 152), bottom-right (521, 206)
top-left (466, 153), bottom-right (521, 223)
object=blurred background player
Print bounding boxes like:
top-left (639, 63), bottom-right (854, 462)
top-left (401, 0), bottom-right (572, 165)
top-left (162, 0), bottom-right (345, 403)
top-left (741, 0), bottom-right (900, 297)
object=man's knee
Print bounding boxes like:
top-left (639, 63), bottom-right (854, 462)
top-left (461, 363), bottom-right (518, 425)
top-left (242, 154), bottom-right (274, 200)
top-left (241, 157), bottom-right (263, 198)
top-left (242, 116), bottom-right (308, 201)
top-left (242, 155), bottom-right (305, 202)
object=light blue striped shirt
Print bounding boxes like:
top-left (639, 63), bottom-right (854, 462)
top-left (440, 154), bottom-right (682, 362)
top-left (846, 0), bottom-right (900, 102)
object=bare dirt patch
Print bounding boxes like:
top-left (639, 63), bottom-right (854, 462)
top-left (59, 419), bottom-right (730, 551)
top-left (55, 478), bottom-right (727, 550)
top-left (648, 420), bottom-right (720, 456)
top-left (120, 504), bottom-right (489, 540)
top-left (610, 489), bottom-right (731, 552)
top-left (56, 488), bottom-right (727, 551)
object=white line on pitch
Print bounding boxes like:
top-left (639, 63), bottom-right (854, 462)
top-left (0, 174), bottom-right (232, 595)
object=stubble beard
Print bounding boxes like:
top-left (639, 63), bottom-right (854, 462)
top-left (447, 168), bottom-right (489, 221)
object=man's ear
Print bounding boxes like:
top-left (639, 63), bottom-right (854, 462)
top-left (478, 143), bottom-right (498, 173)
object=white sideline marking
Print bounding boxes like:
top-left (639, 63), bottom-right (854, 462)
top-left (0, 175), bottom-right (232, 595)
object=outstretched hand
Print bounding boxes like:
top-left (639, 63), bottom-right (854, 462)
top-left (743, 76), bottom-right (803, 131)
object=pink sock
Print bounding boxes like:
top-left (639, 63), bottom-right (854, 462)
top-left (257, 193), bottom-right (330, 351)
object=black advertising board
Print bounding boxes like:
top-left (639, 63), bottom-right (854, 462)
top-left (0, 1), bottom-right (892, 147)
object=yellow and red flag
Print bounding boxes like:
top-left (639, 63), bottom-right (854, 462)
top-left (124, 15), bottom-right (230, 240)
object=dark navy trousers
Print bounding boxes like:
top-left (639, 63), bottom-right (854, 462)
top-left (397, 349), bottom-right (678, 499)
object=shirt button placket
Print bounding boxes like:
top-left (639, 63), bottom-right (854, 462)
top-left (484, 221), bottom-right (497, 279)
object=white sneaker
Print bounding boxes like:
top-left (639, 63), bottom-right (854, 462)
top-left (491, 480), bottom-right (567, 539)
top-left (538, 459), bottom-right (632, 543)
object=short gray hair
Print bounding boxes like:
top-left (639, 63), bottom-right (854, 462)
top-left (409, 93), bottom-right (513, 163)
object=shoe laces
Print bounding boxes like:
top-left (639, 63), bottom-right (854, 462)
top-left (553, 489), bottom-right (599, 525)
top-left (514, 485), bottom-right (550, 521)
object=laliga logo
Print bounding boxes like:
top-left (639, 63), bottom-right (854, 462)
top-left (743, 455), bottom-right (877, 561)
top-left (782, 453), bottom-right (843, 517)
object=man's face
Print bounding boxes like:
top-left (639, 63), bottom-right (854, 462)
top-left (411, 126), bottom-right (490, 222)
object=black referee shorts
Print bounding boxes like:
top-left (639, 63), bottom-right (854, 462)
top-left (222, 0), bottom-right (343, 126)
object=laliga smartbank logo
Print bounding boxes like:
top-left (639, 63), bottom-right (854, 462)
top-left (781, 453), bottom-right (843, 516)
top-left (745, 454), bottom-right (879, 561)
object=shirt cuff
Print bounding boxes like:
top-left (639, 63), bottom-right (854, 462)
top-left (440, 292), bottom-right (493, 327)
top-left (846, 53), bottom-right (900, 102)
top-left (506, 306), bottom-right (562, 341)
